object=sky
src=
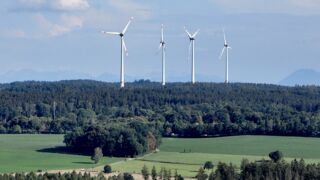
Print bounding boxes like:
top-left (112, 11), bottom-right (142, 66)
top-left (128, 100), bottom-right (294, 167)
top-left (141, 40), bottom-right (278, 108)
top-left (0, 0), bottom-right (319, 84)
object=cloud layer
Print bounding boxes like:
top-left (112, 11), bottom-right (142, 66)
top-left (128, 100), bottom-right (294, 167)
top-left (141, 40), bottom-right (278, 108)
top-left (35, 14), bottom-right (83, 37)
top-left (211, 0), bottom-right (320, 15)
top-left (13, 0), bottom-right (89, 11)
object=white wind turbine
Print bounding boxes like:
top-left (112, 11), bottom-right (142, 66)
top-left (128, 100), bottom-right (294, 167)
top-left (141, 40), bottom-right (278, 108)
top-left (159, 24), bottom-right (166, 86)
top-left (184, 27), bottom-right (200, 84)
top-left (101, 17), bottom-right (134, 88)
top-left (219, 29), bottom-right (231, 83)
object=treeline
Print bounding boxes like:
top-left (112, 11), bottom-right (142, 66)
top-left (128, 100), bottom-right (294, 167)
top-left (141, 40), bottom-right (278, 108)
top-left (200, 159), bottom-right (320, 180)
top-left (2, 159), bottom-right (320, 180)
top-left (0, 171), bottom-right (135, 180)
top-left (0, 171), bottom-right (106, 180)
top-left (64, 121), bottom-right (161, 157)
top-left (0, 80), bottom-right (320, 137)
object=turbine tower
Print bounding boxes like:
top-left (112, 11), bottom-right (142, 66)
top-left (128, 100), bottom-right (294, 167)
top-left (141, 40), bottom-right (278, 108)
top-left (184, 27), bottom-right (200, 84)
top-left (159, 24), bottom-right (166, 86)
top-left (101, 17), bottom-right (133, 88)
top-left (219, 29), bottom-right (231, 83)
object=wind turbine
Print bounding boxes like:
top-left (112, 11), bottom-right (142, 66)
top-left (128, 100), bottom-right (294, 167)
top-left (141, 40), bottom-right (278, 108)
top-left (159, 24), bottom-right (166, 86)
top-left (219, 29), bottom-right (231, 83)
top-left (184, 27), bottom-right (200, 84)
top-left (101, 17), bottom-right (133, 88)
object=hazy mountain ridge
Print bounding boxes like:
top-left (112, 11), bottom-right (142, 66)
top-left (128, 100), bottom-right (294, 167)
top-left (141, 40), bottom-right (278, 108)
top-left (2, 68), bottom-right (319, 86)
top-left (0, 69), bottom-right (223, 83)
top-left (279, 69), bottom-right (320, 86)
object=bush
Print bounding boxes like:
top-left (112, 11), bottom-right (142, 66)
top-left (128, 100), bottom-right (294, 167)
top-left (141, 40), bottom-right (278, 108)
top-left (204, 161), bottom-right (214, 169)
top-left (12, 125), bottom-right (22, 134)
top-left (269, 150), bottom-right (283, 163)
top-left (0, 125), bottom-right (6, 133)
top-left (91, 147), bottom-right (103, 164)
top-left (196, 167), bottom-right (208, 180)
top-left (141, 165), bottom-right (149, 180)
top-left (104, 165), bottom-right (112, 173)
top-left (123, 173), bottom-right (134, 180)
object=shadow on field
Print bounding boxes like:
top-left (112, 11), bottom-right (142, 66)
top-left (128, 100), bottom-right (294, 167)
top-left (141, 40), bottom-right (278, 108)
top-left (36, 146), bottom-right (73, 155)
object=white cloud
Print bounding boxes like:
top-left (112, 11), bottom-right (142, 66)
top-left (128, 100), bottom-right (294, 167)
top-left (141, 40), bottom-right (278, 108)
top-left (35, 14), bottom-right (83, 37)
top-left (107, 0), bottom-right (152, 20)
top-left (210, 0), bottom-right (320, 15)
top-left (13, 0), bottom-right (90, 11)
top-left (54, 0), bottom-right (89, 11)
top-left (8, 0), bottom-right (152, 38)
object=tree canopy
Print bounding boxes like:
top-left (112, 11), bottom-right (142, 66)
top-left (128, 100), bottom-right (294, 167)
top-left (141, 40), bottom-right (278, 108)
top-left (0, 80), bottom-right (319, 137)
top-left (64, 121), bottom-right (161, 157)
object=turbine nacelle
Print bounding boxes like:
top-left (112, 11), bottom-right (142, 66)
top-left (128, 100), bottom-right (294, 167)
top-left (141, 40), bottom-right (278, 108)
top-left (184, 27), bottom-right (200, 40)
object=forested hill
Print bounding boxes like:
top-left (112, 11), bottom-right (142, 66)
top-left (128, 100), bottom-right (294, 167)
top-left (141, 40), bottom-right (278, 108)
top-left (0, 80), bottom-right (320, 137)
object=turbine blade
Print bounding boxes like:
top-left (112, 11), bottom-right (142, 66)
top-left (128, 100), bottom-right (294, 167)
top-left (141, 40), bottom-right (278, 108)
top-left (161, 24), bottom-right (164, 42)
top-left (228, 47), bottom-right (232, 50)
top-left (223, 28), bottom-right (227, 45)
top-left (219, 47), bottom-right (226, 59)
top-left (101, 31), bottom-right (120, 35)
top-left (184, 27), bottom-right (192, 38)
top-left (122, 17), bottom-right (134, 34)
top-left (156, 43), bottom-right (163, 55)
top-left (192, 29), bottom-right (200, 38)
top-left (122, 38), bottom-right (128, 56)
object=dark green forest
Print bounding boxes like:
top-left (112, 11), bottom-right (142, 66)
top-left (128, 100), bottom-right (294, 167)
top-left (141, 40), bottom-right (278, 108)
top-left (64, 121), bottom-right (161, 157)
top-left (203, 159), bottom-right (320, 180)
top-left (0, 80), bottom-right (320, 137)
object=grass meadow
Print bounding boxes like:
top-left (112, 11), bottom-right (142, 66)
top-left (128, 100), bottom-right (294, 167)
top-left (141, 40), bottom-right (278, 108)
top-left (0, 134), bottom-right (121, 173)
top-left (1, 134), bottom-right (320, 177)
top-left (111, 136), bottom-right (320, 177)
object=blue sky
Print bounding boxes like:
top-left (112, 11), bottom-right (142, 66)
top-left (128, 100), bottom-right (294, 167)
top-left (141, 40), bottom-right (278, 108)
top-left (0, 0), bottom-right (319, 83)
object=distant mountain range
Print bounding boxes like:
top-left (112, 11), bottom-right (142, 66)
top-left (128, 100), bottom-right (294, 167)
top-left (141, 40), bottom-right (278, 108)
top-left (279, 69), bottom-right (320, 86)
top-left (0, 69), bottom-right (224, 83)
top-left (1, 69), bottom-right (318, 86)
top-left (0, 69), bottom-right (95, 83)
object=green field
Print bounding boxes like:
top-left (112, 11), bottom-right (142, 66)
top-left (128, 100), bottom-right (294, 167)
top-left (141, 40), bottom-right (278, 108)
top-left (1, 135), bottom-right (320, 177)
top-left (111, 136), bottom-right (320, 177)
top-left (0, 134), bottom-right (121, 173)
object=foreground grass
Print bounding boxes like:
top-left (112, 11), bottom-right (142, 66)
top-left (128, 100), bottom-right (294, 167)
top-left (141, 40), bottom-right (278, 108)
top-left (0, 134), bottom-right (121, 173)
top-left (112, 136), bottom-right (320, 177)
